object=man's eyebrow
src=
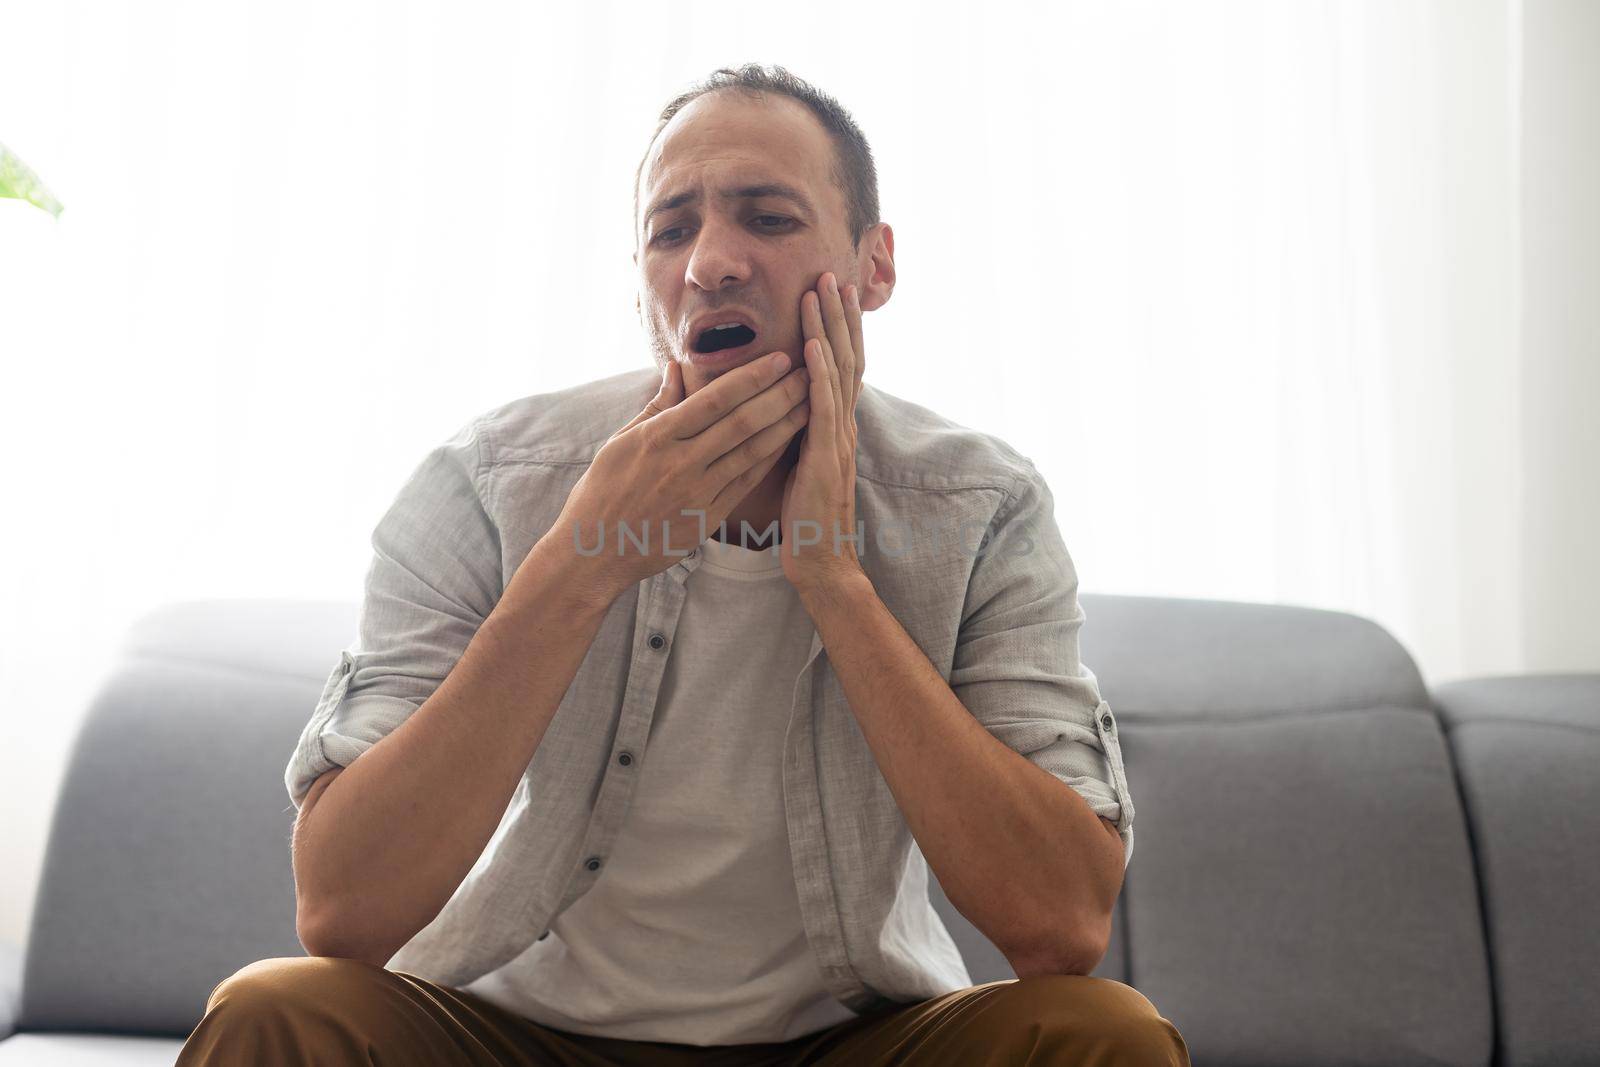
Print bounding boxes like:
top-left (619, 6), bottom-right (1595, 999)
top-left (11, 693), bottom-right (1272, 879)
top-left (644, 182), bottom-right (815, 226)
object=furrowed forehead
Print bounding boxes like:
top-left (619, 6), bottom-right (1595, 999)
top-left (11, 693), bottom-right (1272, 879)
top-left (635, 91), bottom-right (842, 229)
top-left (643, 179), bottom-right (816, 230)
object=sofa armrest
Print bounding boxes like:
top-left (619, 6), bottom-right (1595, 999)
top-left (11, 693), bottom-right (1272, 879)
top-left (0, 940), bottom-right (21, 1040)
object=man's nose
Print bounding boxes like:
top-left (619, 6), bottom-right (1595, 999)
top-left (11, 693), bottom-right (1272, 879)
top-left (684, 217), bottom-right (751, 292)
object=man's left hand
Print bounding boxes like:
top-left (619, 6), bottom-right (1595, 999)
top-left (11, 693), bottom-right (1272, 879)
top-left (781, 271), bottom-right (866, 594)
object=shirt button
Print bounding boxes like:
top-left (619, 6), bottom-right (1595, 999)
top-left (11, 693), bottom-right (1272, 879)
top-left (585, 856), bottom-right (602, 871)
top-left (648, 632), bottom-right (666, 651)
top-left (1101, 712), bottom-right (1114, 730)
top-left (618, 752), bottom-right (633, 766)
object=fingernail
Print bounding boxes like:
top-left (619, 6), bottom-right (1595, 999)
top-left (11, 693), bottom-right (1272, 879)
top-left (771, 351), bottom-right (791, 372)
top-left (827, 274), bottom-right (838, 294)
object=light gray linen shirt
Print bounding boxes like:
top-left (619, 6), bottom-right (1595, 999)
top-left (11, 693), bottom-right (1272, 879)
top-left (285, 364), bottom-right (1136, 1016)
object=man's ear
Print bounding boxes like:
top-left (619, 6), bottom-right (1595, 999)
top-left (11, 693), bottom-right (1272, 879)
top-left (856, 223), bottom-right (896, 311)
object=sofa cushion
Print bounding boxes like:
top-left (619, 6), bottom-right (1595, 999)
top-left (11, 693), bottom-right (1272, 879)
top-left (1435, 675), bottom-right (1600, 1067)
top-left (1119, 705), bottom-right (1493, 1066)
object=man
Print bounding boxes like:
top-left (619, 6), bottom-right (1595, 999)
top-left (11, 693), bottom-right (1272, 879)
top-left (178, 65), bottom-right (1189, 1065)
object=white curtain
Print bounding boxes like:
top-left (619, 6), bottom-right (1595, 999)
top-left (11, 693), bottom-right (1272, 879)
top-left (2, 0), bottom-right (1588, 948)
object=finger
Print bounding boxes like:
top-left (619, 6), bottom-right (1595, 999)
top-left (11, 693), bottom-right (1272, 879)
top-left (663, 359), bottom-right (684, 406)
top-left (809, 287), bottom-right (843, 432)
top-left (819, 274), bottom-right (855, 412)
top-left (801, 333), bottom-right (837, 450)
top-left (661, 350), bottom-right (792, 439)
top-left (708, 407), bottom-right (807, 516)
top-left (693, 365), bottom-right (810, 467)
top-left (800, 285), bottom-right (830, 367)
top-left (626, 360), bottom-right (685, 430)
top-left (706, 390), bottom-right (809, 491)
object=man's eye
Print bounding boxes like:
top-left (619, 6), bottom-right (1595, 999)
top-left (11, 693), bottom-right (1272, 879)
top-left (651, 217), bottom-right (789, 244)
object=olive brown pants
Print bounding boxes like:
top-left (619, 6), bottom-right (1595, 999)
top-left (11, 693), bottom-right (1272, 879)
top-left (175, 956), bottom-right (1190, 1066)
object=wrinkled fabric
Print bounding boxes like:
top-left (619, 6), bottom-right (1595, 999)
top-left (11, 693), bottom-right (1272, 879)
top-left (466, 534), bottom-right (857, 1044)
top-left (284, 365), bottom-right (1136, 1016)
top-left (176, 956), bottom-right (1190, 1066)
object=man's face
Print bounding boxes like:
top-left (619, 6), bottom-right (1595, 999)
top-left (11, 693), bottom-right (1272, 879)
top-left (635, 91), bottom-right (864, 394)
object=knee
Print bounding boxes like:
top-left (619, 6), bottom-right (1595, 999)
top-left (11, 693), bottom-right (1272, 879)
top-left (180, 956), bottom-right (401, 1066)
top-left (988, 975), bottom-right (1189, 1065)
top-left (205, 955), bottom-right (390, 1020)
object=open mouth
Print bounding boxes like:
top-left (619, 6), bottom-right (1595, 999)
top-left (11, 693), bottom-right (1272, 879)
top-left (693, 322), bottom-right (758, 355)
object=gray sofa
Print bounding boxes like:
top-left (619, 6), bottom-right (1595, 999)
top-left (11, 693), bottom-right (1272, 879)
top-left (1, 595), bottom-right (1595, 1065)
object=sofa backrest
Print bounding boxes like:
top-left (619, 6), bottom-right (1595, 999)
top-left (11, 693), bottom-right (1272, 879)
top-left (20, 600), bottom-right (361, 1035)
top-left (22, 595), bottom-right (1497, 1067)
top-left (1070, 593), bottom-right (1492, 1067)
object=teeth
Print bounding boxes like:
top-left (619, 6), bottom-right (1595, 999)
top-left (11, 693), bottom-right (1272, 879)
top-left (710, 322), bottom-right (743, 331)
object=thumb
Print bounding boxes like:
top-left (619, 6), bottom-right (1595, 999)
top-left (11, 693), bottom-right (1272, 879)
top-left (629, 361), bottom-right (683, 428)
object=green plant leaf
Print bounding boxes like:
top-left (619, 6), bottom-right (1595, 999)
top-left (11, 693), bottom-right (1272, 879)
top-left (0, 141), bottom-right (64, 218)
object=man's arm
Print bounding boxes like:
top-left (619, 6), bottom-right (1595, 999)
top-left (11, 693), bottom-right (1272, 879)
top-left (796, 574), bottom-right (1126, 980)
top-left (778, 272), bottom-right (1128, 978)
top-left (296, 764), bottom-right (343, 828)
top-left (292, 533), bottom-right (616, 966)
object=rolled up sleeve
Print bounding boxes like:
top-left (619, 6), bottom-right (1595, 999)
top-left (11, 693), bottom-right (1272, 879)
top-left (284, 418), bottom-right (503, 811)
top-left (948, 461), bottom-right (1136, 866)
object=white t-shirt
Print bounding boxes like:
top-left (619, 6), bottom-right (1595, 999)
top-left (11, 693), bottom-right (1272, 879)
top-left (461, 534), bottom-right (861, 1045)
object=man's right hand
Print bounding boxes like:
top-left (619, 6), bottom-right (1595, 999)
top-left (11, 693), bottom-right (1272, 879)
top-left (546, 352), bottom-right (811, 605)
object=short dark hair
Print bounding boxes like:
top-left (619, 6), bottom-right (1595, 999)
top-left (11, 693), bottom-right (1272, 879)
top-left (635, 64), bottom-right (880, 247)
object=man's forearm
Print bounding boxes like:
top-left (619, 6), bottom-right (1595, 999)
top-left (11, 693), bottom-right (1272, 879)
top-left (796, 572), bottom-right (1124, 977)
top-left (292, 534), bottom-right (618, 966)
